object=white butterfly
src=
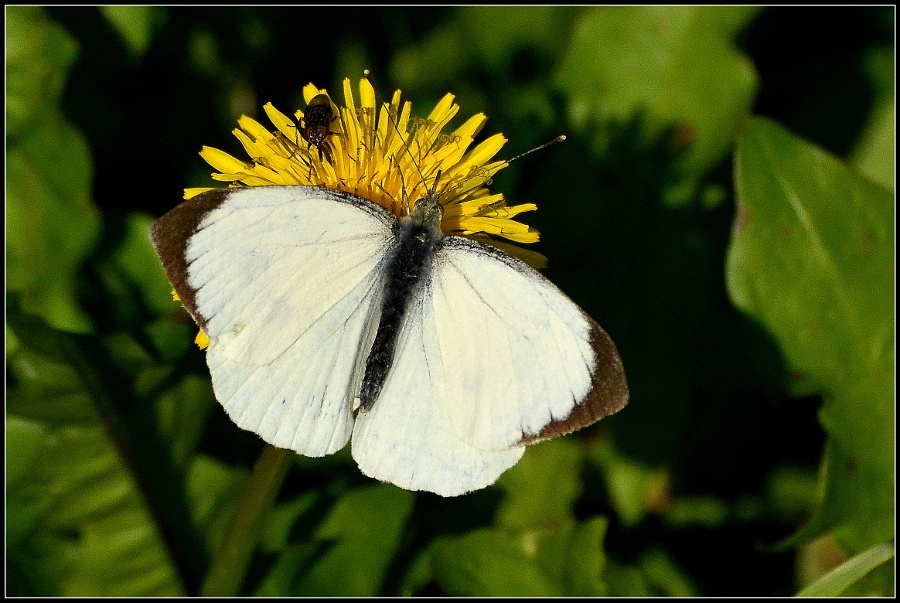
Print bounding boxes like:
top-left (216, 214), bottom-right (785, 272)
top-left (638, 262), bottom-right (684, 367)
top-left (151, 184), bottom-right (628, 496)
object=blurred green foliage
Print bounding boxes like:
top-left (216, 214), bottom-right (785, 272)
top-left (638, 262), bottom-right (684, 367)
top-left (6, 5), bottom-right (894, 597)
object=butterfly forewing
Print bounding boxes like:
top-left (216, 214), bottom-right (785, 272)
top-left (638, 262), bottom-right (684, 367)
top-left (429, 237), bottom-right (629, 450)
top-left (151, 186), bottom-right (396, 456)
top-left (184, 188), bottom-right (395, 365)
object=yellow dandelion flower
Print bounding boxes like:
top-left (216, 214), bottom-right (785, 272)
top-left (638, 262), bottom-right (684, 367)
top-left (179, 77), bottom-right (545, 349)
top-left (186, 77), bottom-right (540, 245)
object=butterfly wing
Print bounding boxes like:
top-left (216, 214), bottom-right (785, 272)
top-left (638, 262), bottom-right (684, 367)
top-left (350, 236), bottom-right (626, 497)
top-left (430, 237), bottom-right (628, 450)
top-left (351, 284), bottom-right (525, 497)
top-left (151, 186), bottom-right (396, 456)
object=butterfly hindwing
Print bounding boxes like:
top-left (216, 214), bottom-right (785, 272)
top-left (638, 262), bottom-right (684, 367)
top-left (351, 282), bottom-right (524, 496)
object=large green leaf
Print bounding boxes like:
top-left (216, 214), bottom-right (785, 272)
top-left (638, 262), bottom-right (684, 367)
top-left (6, 309), bottom-right (221, 596)
top-left (726, 118), bottom-right (893, 560)
top-left (297, 485), bottom-right (413, 595)
top-left (6, 342), bottom-right (183, 596)
top-left (555, 6), bottom-right (760, 203)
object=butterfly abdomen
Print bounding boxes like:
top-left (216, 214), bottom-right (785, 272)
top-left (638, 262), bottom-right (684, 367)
top-left (358, 212), bottom-right (443, 411)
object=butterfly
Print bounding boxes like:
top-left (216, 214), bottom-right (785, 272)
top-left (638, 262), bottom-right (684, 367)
top-left (151, 180), bottom-right (628, 496)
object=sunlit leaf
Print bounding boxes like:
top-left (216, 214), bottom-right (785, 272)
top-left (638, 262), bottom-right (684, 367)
top-left (726, 118), bottom-right (894, 556)
top-left (7, 315), bottom-right (188, 596)
top-left (432, 529), bottom-right (562, 596)
top-left (850, 46), bottom-right (894, 192)
top-left (112, 212), bottom-right (184, 318)
top-left (8, 396), bottom-right (183, 596)
top-left (555, 6), bottom-right (760, 204)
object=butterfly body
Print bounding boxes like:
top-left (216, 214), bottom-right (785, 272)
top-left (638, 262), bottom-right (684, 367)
top-left (359, 194), bottom-right (443, 411)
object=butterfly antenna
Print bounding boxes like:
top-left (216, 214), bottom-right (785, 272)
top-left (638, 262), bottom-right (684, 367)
top-left (505, 135), bottom-right (567, 163)
top-left (363, 70), bottom-right (567, 209)
top-left (394, 155), bottom-right (412, 215)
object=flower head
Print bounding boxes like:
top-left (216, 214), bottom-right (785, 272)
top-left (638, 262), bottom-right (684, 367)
top-left (186, 77), bottom-right (540, 244)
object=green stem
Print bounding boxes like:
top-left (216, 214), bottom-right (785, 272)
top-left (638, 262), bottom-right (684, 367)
top-left (200, 444), bottom-right (294, 597)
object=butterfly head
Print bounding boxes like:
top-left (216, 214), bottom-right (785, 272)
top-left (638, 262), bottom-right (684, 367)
top-left (401, 167), bottom-right (443, 232)
top-left (409, 190), bottom-right (444, 233)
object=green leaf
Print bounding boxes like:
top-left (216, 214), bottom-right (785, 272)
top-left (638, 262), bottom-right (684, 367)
top-left (797, 540), bottom-right (894, 597)
top-left (7, 10), bottom-right (100, 337)
top-left (253, 543), bottom-right (321, 597)
top-left (726, 118), bottom-right (894, 555)
top-left (850, 46), bottom-right (894, 192)
top-left (391, 7), bottom-right (578, 89)
top-left (432, 518), bottom-right (609, 597)
top-left (433, 528), bottom-right (562, 596)
top-left (6, 315), bottom-right (196, 596)
top-left (99, 6), bottom-right (167, 56)
top-left (494, 438), bottom-right (583, 530)
top-left (291, 484), bottom-right (414, 596)
top-left (6, 6), bottom-right (78, 136)
top-left (639, 549), bottom-right (698, 597)
top-left (589, 439), bottom-right (671, 527)
top-left (6, 416), bottom-right (51, 484)
top-left (155, 376), bottom-right (216, 469)
top-left (7, 406), bottom-right (183, 596)
top-left (258, 492), bottom-right (320, 554)
top-left (186, 455), bottom-right (248, 554)
top-left (604, 560), bottom-right (653, 597)
top-left (7, 115), bottom-right (99, 333)
top-left (6, 417), bottom-right (55, 549)
top-left (555, 6), bottom-right (760, 203)
top-left (455, 6), bottom-right (578, 73)
top-left (537, 517), bottom-right (609, 596)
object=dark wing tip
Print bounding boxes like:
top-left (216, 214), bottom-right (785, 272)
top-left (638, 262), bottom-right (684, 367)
top-left (151, 188), bottom-right (231, 330)
top-left (518, 319), bottom-right (629, 445)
